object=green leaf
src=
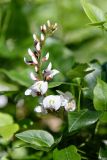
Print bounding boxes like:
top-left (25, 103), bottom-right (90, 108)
top-left (0, 80), bottom-right (18, 92)
top-left (49, 82), bottom-right (63, 88)
top-left (0, 112), bottom-right (13, 127)
top-left (0, 124), bottom-right (19, 140)
top-left (99, 147), bottom-right (107, 160)
top-left (53, 145), bottom-right (81, 160)
top-left (84, 61), bottom-right (101, 99)
top-left (16, 130), bottom-right (54, 151)
top-left (0, 113), bottom-right (19, 140)
top-left (93, 79), bottom-right (107, 111)
top-left (68, 109), bottom-right (100, 132)
top-left (67, 63), bottom-right (93, 79)
top-left (81, 0), bottom-right (106, 23)
top-left (0, 68), bottom-right (32, 87)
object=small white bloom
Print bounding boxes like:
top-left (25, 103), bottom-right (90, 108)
top-left (47, 20), bottom-right (51, 27)
top-left (28, 48), bottom-right (38, 64)
top-left (64, 100), bottom-right (76, 112)
top-left (43, 95), bottom-right (61, 110)
top-left (36, 42), bottom-right (40, 52)
top-left (40, 33), bottom-right (45, 41)
top-left (43, 62), bottom-right (59, 80)
top-left (25, 81), bottom-right (48, 97)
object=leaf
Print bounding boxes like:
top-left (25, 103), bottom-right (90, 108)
top-left (68, 109), bottom-right (100, 132)
top-left (99, 147), bottom-right (107, 160)
top-left (0, 80), bottom-right (18, 92)
top-left (49, 82), bottom-right (63, 88)
top-left (0, 112), bottom-right (19, 140)
top-left (67, 63), bottom-right (93, 79)
top-left (53, 145), bottom-right (81, 160)
top-left (0, 124), bottom-right (19, 140)
top-left (81, 0), bottom-right (106, 23)
top-left (93, 79), bottom-right (107, 111)
top-left (84, 61), bottom-right (101, 99)
top-left (0, 112), bottom-right (13, 127)
top-left (0, 68), bottom-right (32, 87)
top-left (16, 130), bottom-right (54, 151)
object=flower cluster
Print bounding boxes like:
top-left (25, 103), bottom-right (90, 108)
top-left (24, 20), bottom-right (76, 113)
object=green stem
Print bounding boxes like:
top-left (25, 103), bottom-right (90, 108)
top-left (77, 87), bottom-right (81, 112)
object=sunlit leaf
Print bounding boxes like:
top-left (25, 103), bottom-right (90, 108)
top-left (53, 145), bottom-right (81, 160)
top-left (0, 69), bottom-right (32, 87)
top-left (68, 109), bottom-right (100, 132)
top-left (0, 80), bottom-right (18, 92)
top-left (81, 0), bottom-right (106, 23)
top-left (16, 130), bottom-right (54, 151)
top-left (94, 79), bottom-right (107, 111)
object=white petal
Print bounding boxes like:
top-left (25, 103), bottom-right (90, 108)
top-left (43, 95), bottom-right (61, 110)
top-left (45, 52), bottom-right (49, 60)
top-left (41, 81), bottom-right (48, 95)
top-left (32, 56), bottom-right (38, 64)
top-left (25, 89), bottom-right (32, 95)
top-left (34, 106), bottom-right (42, 113)
top-left (28, 48), bottom-right (38, 64)
top-left (46, 62), bottom-right (52, 71)
top-left (28, 48), bottom-right (33, 57)
top-left (41, 33), bottom-right (45, 41)
top-left (36, 42), bottom-right (40, 51)
top-left (30, 72), bottom-right (37, 81)
top-left (51, 69), bottom-right (59, 77)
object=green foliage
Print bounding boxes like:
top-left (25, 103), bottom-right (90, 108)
top-left (53, 145), bottom-right (81, 160)
top-left (68, 109), bottom-right (100, 132)
top-left (94, 79), bottom-right (107, 111)
top-left (16, 130), bottom-right (54, 151)
top-left (0, 113), bottom-right (19, 140)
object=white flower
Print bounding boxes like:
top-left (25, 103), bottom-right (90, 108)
top-left (25, 81), bottom-right (48, 97)
top-left (34, 105), bottom-right (47, 114)
top-left (43, 62), bottom-right (59, 80)
top-left (42, 52), bottom-right (49, 62)
top-left (43, 95), bottom-right (61, 110)
top-left (57, 90), bottom-right (76, 112)
top-left (64, 100), bottom-right (76, 111)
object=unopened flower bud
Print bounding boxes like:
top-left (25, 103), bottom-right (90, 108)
top-left (47, 20), bottom-right (51, 27)
top-left (33, 34), bottom-right (38, 42)
top-left (36, 42), bottom-right (40, 52)
top-left (43, 24), bottom-right (47, 31)
top-left (40, 33), bottom-right (45, 41)
top-left (35, 66), bottom-right (38, 72)
top-left (28, 48), bottom-right (38, 64)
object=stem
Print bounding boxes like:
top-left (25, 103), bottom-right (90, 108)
top-left (77, 87), bottom-right (81, 112)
